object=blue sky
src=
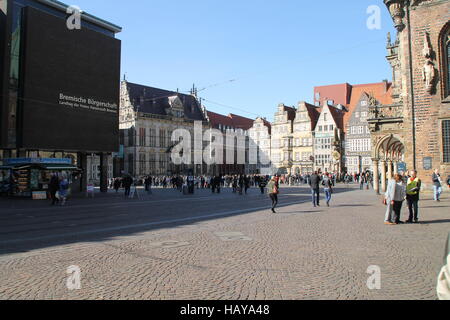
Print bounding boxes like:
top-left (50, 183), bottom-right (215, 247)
top-left (73, 0), bottom-right (395, 121)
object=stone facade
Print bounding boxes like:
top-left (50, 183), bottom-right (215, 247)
top-left (292, 102), bottom-right (320, 175)
top-left (345, 93), bottom-right (374, 174)
top-left (313, 102), bottom-right (346, 174)
top-left (119, 81), bottom-right (207, 177)
top-left (270, 104), bottom-right (296, 175)
top-left (247, 117), bottom-right (273, 175)
top-left (369, 0), bottom-right (450, 193)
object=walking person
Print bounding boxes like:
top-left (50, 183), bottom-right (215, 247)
top-left (360, 173), bottom-right (366, 190)
top-left (432, 169), bottom-right (443, 202)
top-left (322, 173), bottom-right (333, 207)
top-left (384, 173), bottom-right (406, 225)
top-left (49, 173), bottom-right (60, 206)
top-left (122, 175), bottom-right (133, 198)
top-left (309, 171), bottom-right (321, 207)
top-left (259, 177), bottom-right (267, 195)
top-left (267, 176), bottom-right (279, 213)
top-left (244, 176), bottom-right (250, 194)
top-left (238, 175), bottom-right (244, 195)
top-left (58, 174), bottom-right (70, 206)
top-left (113, 178), bottom-right (121, 193)
top-left (406, 170), bottom-right (421, 224)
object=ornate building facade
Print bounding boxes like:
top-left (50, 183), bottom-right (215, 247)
top-left (270, 104), bottom-right (296, 175)
top-left (313, 102), bottom-right (346, 174)
top-left (345, 93), bottom-right (375, 174)
top-left (292, 102), bottom-right (320, 175)
top-left (247, 117), bottom-right (273, 175)
top-left (119, 81), bottom-right (208, 177)
top-left (369, 0), bottom-right (450, 193)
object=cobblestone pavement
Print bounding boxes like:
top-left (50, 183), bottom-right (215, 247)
top-left (0, 185), bottom-right (448, 300)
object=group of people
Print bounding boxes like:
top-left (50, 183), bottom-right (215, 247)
top-left (265, 171), bottom-right (335, 214)
top-left (384, 169), bottom-right (450, 225)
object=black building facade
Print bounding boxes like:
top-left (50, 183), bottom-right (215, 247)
top-left (0, 0), bottom-right (121, 194)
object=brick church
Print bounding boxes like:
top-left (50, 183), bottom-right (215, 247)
top-left (368, 0), bottom-right (450, 193)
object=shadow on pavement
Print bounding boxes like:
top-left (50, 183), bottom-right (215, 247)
top-left (0, 186), bottom-right (358, 255)
top-left (420, 219), bottom-right (450, 225)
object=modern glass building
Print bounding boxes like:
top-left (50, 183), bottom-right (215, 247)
top-left (0, 0), bottom-right (122, 196)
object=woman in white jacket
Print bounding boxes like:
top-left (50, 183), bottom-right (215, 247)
top-left (384, 174), bottom-right (406, 225)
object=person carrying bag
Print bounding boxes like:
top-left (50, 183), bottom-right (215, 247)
top-left (267, 176), bottom-right (279, 214)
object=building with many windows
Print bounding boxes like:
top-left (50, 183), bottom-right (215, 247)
top-left (247, 117), bottom-right (272, 175)
top-left (205, 111), bottom-right (254, 175)
top-left (119, 81), bottom-right (207, 177)
top-left (292, 102), bottom-right (320, 175)
top-left (313, 81), bottom-right (393, 175)
top-left (270, 104), bottom-right (296, 175)
top-left (345, 93), bottom-right (375, 174)
top-left (313, 102), bottom-right (346, 174)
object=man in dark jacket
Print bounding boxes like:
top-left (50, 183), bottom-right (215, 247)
top-left (259, 177), bottom-right (267, 194)
top-left (309, 171), bottom-right (321, 207)
top-left (49, 174), bottom-right (60, 205)
top-left (122, 175), bottom-right (133, 198)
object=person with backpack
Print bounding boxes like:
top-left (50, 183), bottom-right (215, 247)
top-left (259, 176), bottom-right (267, 195)
top-left (266, 176), bottom-right (279, 213)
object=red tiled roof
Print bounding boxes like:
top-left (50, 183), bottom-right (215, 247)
top-left (343, 82), bottom-right (393, 132)
top-left (228, 114), bottom-right (255, 130)
top-left (207, 111), bottom-right (254, 130)
top-left (314, 83), bottom-right (352, 106)
top-left (314, 81), bottom-right (393, 133)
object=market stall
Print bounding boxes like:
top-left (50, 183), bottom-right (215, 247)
top-left (0, 158), bottom-right (81, 199)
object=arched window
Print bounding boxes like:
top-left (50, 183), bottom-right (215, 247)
top-left (446, 33), bottom-right (450, 96)
top-left (440, 23), bottom-right (450, 99)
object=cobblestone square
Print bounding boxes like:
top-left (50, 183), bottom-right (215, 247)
top-left (0, 185), bottom-right (448, 300)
